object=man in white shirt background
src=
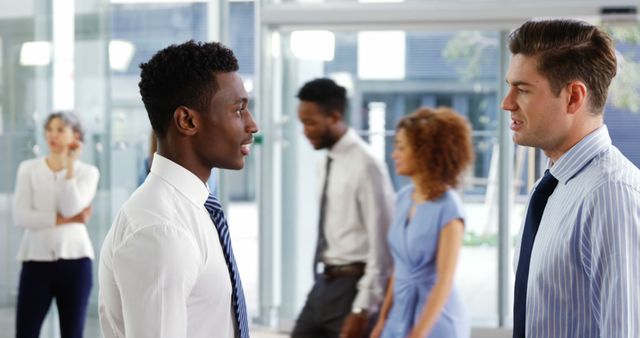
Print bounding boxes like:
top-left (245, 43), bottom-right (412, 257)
top-left (293, 78), bottom-right (394, 338)
top-left (98, 40), bottom-right (258, 338)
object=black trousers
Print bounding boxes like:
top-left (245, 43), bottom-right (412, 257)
top-left (15, 258), bottom-right (93, 338)
top-left (291, 274), bottom-right (360, 338)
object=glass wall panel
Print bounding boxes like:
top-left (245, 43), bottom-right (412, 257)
top-left (0, 0), bottom-right (111, 336)
top-left (226, 0), bottom-right (261, 320)
top-left (605, 24), bottom-right (640, 168)
top-left (0, 0), bottom-right (39, 315)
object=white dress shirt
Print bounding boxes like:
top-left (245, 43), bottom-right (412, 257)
top-left (320, 128), bottom-right (395, 312)
top-left (99, 154), bottom-right (234, 338)
top-left (13, 158), bottom-right (99, 261)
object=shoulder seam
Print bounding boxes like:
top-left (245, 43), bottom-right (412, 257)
top-left (112, 212), bottom-right (197, 255)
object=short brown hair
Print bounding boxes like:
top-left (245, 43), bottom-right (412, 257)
top-left (508, 19), bottom-right (617, 114)
top-left (397, 107), bottom-right (474, 201)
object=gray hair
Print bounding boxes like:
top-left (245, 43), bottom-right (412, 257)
top-left (44, 111), bottom-right (85, 142)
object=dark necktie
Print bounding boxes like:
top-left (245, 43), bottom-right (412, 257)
top-left (513, 169), bottom-right (558, 338)
top-left (204, 194), bottom-right (249, 338)
top-left (314, 156), bottom-right (333, 271)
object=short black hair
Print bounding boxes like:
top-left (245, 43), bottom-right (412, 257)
top-left (139, 40), bottom-right (239, 138)
top-left (296, 78), bottom-right (347, 116)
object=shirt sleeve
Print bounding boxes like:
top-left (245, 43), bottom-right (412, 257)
top-left (111, 224), bottom-right (200, 338)
top-left (352, 159), bottom-right (395, 312)
top-left (57, 164), bottom-right (100, 218)
top-left (582, 182), bottom-right (640, 337)
top-left (13, 161), bottom-right (56, 229)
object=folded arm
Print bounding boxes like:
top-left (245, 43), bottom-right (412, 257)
top-left (57, 165), bottom-right (99, 218)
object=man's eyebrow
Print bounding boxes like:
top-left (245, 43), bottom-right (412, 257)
top-left (506, 80), bottom-right (534, 87)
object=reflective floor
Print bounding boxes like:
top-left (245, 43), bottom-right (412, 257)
top-left (0, 307), bottom-right (288, 338)
top-left (0, 306), bottom-right (512, 338)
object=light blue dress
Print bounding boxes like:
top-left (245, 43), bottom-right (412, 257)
top-left (381, 185), bottom-right (470, 338)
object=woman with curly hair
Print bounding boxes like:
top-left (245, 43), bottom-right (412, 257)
top-left (371, 107), bottom-right (474, 338)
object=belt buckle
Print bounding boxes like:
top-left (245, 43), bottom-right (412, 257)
top-left (316, 262), bottom-right (325, 275)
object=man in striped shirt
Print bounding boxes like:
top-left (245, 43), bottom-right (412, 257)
top-left (502, 19), bottom-right (640, 337)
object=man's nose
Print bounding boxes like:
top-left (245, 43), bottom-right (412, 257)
top-left (501, 91), bottom-right (516, 111)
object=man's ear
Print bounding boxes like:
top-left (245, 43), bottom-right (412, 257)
top-left (566, 81), bottom-right (587, 115)
top-left (328, 110), bottom-right (342, 124)
top-left (173, 106), bottom-right (198, 136)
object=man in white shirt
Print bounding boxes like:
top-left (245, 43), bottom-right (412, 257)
top-left (293, 78), bottom-right (394, 338)
top-left (99, 40), bottom-right (258, 338)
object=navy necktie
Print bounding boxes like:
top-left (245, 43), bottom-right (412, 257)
top-left (513, 169), bottom-right (558, 338)
top-left (204, 194), bottom-right (249, 338)
top-left (314, 156), bottom-right (332, 271)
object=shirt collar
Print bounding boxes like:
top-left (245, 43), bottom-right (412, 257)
top-left (548, 125), bottom-right (611, 184)
top-left (150, 153), bottom-right (210, 207)
top-left (328, 128), bottom-right (358, 159)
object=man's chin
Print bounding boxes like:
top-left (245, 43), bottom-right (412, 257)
top-left (230, 162), bottom-right (245, 170)
top-left (217, 160), bottom-right (245, 171)
top-left (311, 142), bottom-right (326, 150)
top-left (512, 134), bottom-right (533, 147)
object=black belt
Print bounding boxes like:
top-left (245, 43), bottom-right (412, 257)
top-left (319, 262), bottom-right (366, 278)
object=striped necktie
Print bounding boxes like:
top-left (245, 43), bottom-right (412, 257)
top-left (513, 169), bottom-right (558, 338)
top-left (314, 156), bottom-right (332, 272)
top-left (204, 194), bottom-right (249, 338)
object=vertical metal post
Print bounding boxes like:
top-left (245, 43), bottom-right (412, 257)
top-left (497, 29), bottom-right (513, 328)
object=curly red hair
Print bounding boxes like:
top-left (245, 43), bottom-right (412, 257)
top-left (397, 107), bottom-right (474, 201)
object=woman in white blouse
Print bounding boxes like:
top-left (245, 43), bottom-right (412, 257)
top-left (13, 112), bottom-right (99, 338)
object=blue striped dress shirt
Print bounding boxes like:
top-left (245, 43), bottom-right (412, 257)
top-left (513, 125), bottom-right (640, 337)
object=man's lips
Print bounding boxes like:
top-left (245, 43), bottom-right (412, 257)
top-left (511, 117), bottom-right (524, 130)
top-left (241, 140), bottom-right (253, 156)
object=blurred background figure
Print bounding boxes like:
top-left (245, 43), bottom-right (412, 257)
top-left (13, 111), bottom-right (100, 338)
top-left (293, 78), bottom-right (394, 338)
top-left (137, 131), bottom-right (158, 186)
top-left (372, 107), bottom-right (474, 338)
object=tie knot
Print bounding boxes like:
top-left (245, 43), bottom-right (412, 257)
top-left (536, 169), bottom-right (559, 196)
top-left (204, 193), bottom-right (222, 213)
